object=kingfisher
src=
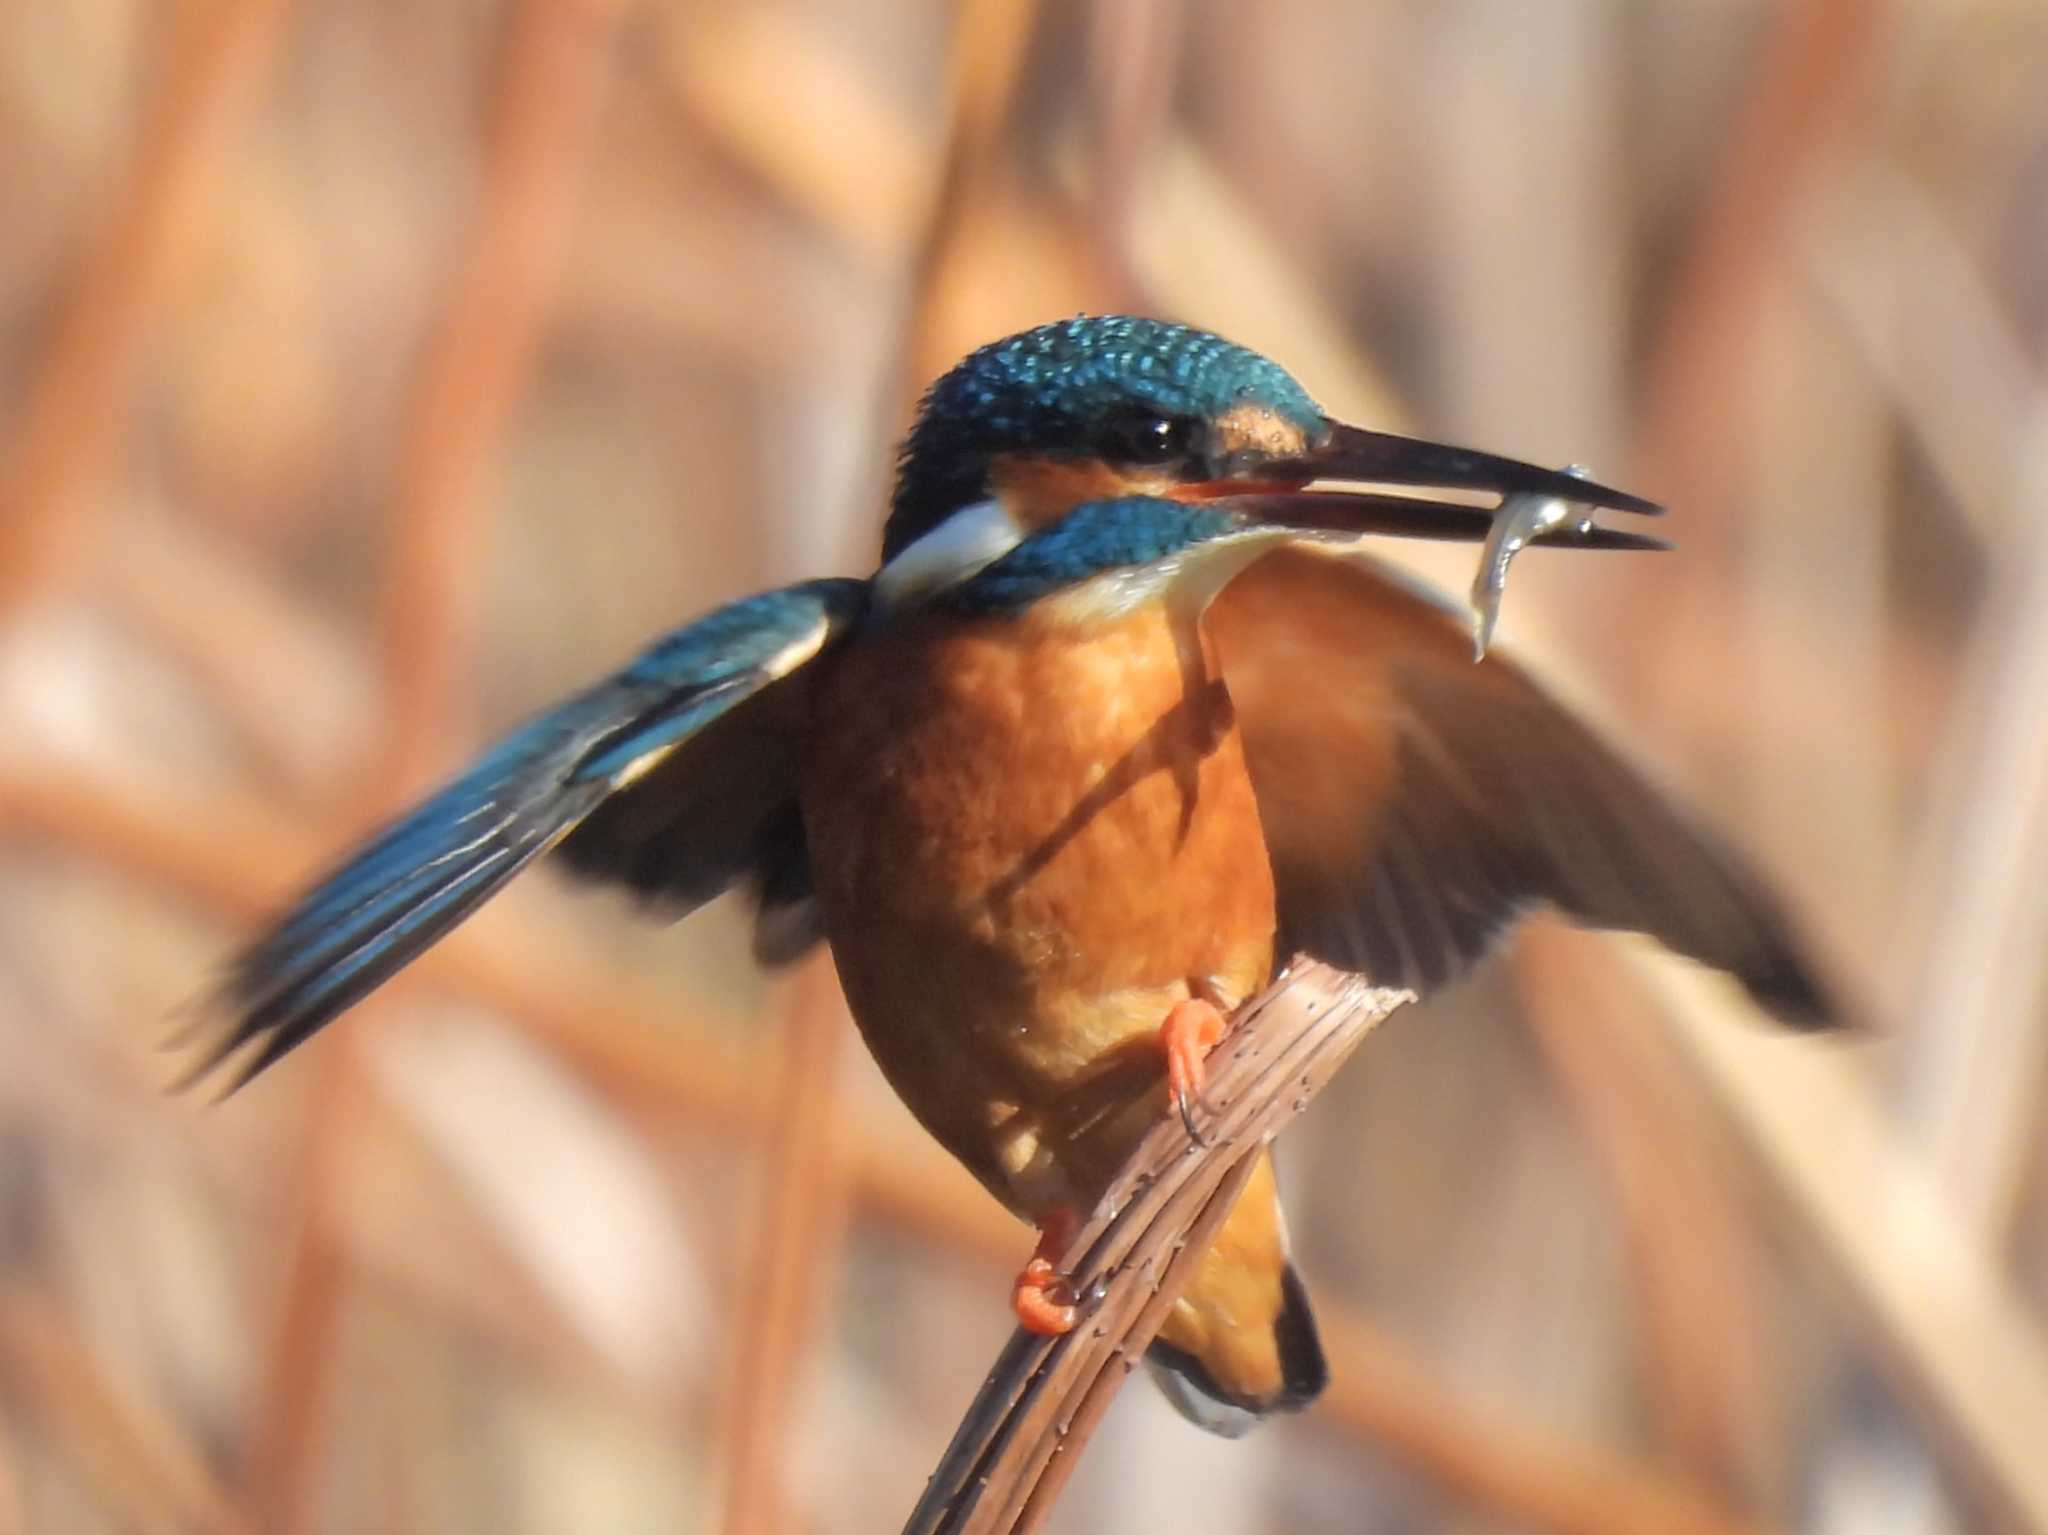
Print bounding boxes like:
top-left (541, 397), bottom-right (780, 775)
top-left (194, 316), bottom-right (1834, 1436)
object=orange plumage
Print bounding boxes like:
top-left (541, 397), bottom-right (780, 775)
top-left (803, 603), bottom-right (1270, 1134)
top-left (800, 596), bottom-right (1308, 1409)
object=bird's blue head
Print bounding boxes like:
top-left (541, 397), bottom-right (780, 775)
top-left (878, 316), bottom-right (1664, 615)
top-left (885, 316), bottom-right (1322, 563)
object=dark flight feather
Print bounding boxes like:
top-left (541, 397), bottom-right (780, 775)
top-left (1208, 546), bottom-right (1835, 1026)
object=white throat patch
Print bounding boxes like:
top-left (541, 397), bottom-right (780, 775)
top-left (873, 498), bottom-right (1023, 611)
top-left (1036, 526), bottom-right (1294, 631)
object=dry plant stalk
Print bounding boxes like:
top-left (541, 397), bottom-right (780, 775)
top-left (0, 0), bottom-right (288, 618)
top-left (0, 1290), bottom-right (248, 1535)
top-left (371, 0), bottom-right (634, 797)
top-left (903, 960), bottom-right (1409, 1535)
top-left (719, 956), bottom-right (857, 1535)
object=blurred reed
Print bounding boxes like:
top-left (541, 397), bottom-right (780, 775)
top-left (0, 2), bottom-right (2042, 1533)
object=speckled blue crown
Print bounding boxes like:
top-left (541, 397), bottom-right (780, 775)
top-left (917, 316), bottom-right (1319, 443)
top-left (885, 316), bottom-right (1323, 560)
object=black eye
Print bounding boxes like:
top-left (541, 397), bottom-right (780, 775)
top-left (1099, 411), bottom-right (1197, 465)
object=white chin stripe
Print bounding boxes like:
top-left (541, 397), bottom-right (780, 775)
top-left (874, 498), bottom-right (1024, 610)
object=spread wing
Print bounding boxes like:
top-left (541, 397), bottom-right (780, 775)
top-left (195, 579), bottom-right (868, 1088)
top-left (1207, 546), bottom-right (1834, 1026)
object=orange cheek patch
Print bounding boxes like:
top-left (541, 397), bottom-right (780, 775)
top-left (1213, 403), bottom-right (1311, 461)
top-left (989, 405), bottom-right (1314, 521)
top-left (989, 454), bottom-right (1176, 529)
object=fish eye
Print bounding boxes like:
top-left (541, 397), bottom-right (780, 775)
top-left (1098, 411), bottom-right (1198, 466)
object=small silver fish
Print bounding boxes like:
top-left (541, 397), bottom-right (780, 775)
top-left (1469, 465), bottom-right (1603, 660)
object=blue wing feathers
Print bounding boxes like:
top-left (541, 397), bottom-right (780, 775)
top-left (571, 674), bottom-right (755, 785)
top-left (195, 579), bottom-right (864, 1088)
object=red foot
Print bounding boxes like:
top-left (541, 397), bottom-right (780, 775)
top-left (1160, 997), bottom-right (1228, 1136)
top-left (1012, 1207), bottom-right (1081, 1335)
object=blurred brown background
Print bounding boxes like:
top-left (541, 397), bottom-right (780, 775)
top-left (2, 0), bottom-right (2046, 1531)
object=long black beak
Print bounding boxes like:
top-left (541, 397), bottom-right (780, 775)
top-left (1210, 416), bottom-right (1669, 657)
top-left (1213, 416), bottom-right (1668, 549)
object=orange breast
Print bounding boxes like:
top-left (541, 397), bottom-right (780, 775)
top-left (800, 602), bottom-right (1277, 1215)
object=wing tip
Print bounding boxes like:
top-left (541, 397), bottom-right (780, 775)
top-left (160, 981), bottom-right (267, 1098)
